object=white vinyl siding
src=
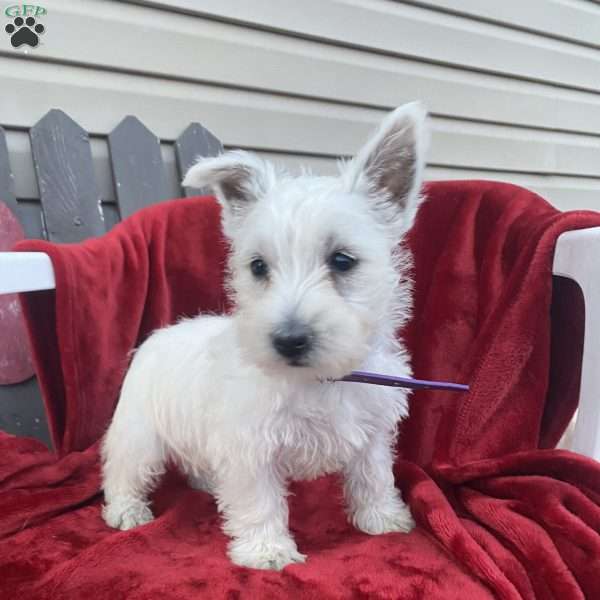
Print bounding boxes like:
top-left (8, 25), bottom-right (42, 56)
top-left (0, 0), bottom-right (599, 212)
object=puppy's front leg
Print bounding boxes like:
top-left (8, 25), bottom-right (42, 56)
top-left (216, 464), bottom-right (306, 570)
top-left (343, 433), bottom-right (415, 535)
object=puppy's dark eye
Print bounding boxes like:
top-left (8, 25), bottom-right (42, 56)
top-left (250, 257), bottom-right (268, 278)
top-left (328, 252), bottom-right (357, 273)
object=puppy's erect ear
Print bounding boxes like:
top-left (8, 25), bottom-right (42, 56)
top-left (342, 102), bottom-right (428, 234)
top-left (182, 150), bottom-right (274, 236)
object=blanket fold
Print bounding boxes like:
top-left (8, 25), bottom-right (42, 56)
top-left (2, 181), bottom-right (599, 599)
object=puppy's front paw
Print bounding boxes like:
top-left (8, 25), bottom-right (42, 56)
top-left (103, 499), bottom-right (154, 531)
top-left (352, 501), bottom-right (415, 535)
top-left (228, 536), bottom-right (306, 570)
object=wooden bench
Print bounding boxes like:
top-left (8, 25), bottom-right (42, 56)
top-left (0, 109), bottom-right (599, 461)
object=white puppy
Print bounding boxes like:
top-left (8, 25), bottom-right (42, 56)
top-left (102, 103), bottom-right (428, 570)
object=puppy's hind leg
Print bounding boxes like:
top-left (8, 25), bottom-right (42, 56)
top-left (101, 409), bottom-right (165, 531)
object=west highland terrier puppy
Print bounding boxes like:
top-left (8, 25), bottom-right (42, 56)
top-left (102, 102), bottom-right (428, 570)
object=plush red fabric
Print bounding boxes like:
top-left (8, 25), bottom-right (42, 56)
top-left (3, 180), bottom-right (600, 599)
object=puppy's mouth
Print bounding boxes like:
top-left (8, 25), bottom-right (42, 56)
top-left (287, 358), bottom-right (310, 368)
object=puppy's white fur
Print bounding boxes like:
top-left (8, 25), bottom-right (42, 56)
top-left (102, 103), bottom-right (428, 570)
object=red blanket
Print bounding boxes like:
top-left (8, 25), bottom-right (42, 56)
top-left (2, 181), bottom-right (600, 599)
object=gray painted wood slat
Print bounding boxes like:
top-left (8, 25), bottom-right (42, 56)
top-left (175, 123), bottom-right (223, 197)
top-left (108, 116), bottom-right (170, 219)
top-left (14, 201), bottom-right (45, 240)
top-left (30, 110), bottom-right (105, 243)
top-left (0, 378), bottom-right (52, 448)
top-left (0, 127), bottom-right (18, 214)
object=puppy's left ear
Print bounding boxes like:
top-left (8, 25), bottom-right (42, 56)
top-left (343, 102), bottom-right (428, 234)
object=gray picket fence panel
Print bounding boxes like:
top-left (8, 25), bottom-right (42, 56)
top-left (108, 116), bottom-right (171, 220)
top-left (30, 110), bottom-right (106, 243)
top-left (176, 122), bottom-right (223, 197)
top-left (0, 110), bottom-right (223, 448)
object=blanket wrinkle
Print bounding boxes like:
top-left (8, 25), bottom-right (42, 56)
top-left (1, 180), bottom-right (599, 599)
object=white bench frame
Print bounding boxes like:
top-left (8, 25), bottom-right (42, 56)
top-left (1, 228), bottom-right (599, 461)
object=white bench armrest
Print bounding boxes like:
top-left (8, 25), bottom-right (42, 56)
top-left (553, 227), bottom-right (600, 461)
top-left (0, 252), bottom-right (56, 294)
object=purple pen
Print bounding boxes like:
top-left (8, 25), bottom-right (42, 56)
top-left (337, 370), bottom-right (469, 392)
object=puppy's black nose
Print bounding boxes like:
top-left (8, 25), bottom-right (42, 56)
top-left (272, 326), bottom-right (312, 361)
top-left (273, 334), bottom-right (310, 359)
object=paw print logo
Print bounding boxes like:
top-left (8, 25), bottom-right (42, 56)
top-left (5, 16), bottom-right (45, 48)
